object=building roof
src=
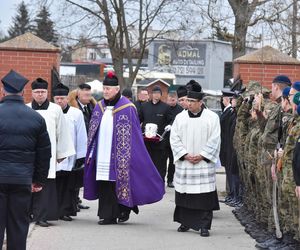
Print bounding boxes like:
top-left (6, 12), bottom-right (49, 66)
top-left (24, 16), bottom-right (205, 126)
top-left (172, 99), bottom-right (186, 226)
top-left (136, 78), bottom-right (171, 87)
top-left (0, 32), bottom-right (60, 52)
top-left (234, 46), bottom-right (300, 65)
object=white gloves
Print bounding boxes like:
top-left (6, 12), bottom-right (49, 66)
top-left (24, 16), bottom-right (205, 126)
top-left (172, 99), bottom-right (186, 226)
top-left (164, 125), bottom-right (171, 132)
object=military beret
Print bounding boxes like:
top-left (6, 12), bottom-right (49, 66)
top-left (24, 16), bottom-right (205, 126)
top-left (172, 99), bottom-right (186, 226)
top-left (293, 92), bottom-right (300, 106)
top-left (1, 70), bottom-right (28, 93)
top-left (273, 75), bottom-right (291, 86)
top-left (282, 87), bottom-right (291, 98)
top-left (297, 104), bottom-right (300, 116)
top-left (292, 81), bottom-right (300, 92)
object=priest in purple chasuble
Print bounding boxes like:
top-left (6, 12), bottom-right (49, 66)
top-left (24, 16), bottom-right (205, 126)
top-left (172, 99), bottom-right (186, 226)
top-left (84, 71), bottom-right (165, 225)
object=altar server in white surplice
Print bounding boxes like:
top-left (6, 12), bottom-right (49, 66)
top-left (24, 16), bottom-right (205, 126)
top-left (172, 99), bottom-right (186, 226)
top-left (53, 83), bottom-right (87, 221)
top-left (170, 80), bottom-right (221, 237)
top-left (27, 78), bottom-right (75, 227)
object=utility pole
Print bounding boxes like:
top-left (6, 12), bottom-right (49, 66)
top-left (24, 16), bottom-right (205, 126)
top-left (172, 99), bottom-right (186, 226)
top-left (291, 0), bottom-right (298, 58)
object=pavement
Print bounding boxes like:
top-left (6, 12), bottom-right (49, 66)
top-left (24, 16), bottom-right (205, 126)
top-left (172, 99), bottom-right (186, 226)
top-left (19, 169), bottom-right (256, 250)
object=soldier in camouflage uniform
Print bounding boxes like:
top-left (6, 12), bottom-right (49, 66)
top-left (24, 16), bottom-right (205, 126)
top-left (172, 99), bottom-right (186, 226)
top-left (233, 81), bottom-right (261, 207)
top-left (257, 75), bottom-right (292, 234)
top-left (274, 87), bottom-right (293, 236)
top-left (281, 83), bottom-right (300, 241)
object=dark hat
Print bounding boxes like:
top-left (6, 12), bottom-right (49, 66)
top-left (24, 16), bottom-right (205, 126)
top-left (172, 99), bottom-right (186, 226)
top-left (186, 79), bottom-right (198, 91)
top-left (273, 75), bottom-right (291, 86)
top-left (78, 83), bottom-right (91, 90)
top-left (176, 86), bottom-right (187, 98)
top-left (31, 78), bottom-right (48, 90)
top-left (222, 89), bottom-right (235, 97)
top-left (282, 87), bottom-right (291, 98)
top-left (187, 81), bottom-right (204, 100)
top-left (152, 85), bottom-right (162, 94)
top-left (53, 83), bottom-right (69, 96)
top-left (122, 88), bottom-right (132, 98)
top-left (103, 71), bottom-right (118, 86)
top-left (1, 70), bottom-right (29, 93)
top-left (292, 81), bottom-right (300, 92)
top-left (293, 92), bottom-right (300, 106)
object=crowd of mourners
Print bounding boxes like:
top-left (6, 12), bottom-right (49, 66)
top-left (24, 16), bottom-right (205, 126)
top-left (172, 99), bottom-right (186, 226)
top-left (1, 68), bottom-right (300, 250)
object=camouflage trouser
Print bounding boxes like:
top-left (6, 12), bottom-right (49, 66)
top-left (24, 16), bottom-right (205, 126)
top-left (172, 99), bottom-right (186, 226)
top-left (277, 171), bottom-right (287, 234)
top-left (254, 165), bottom-right (265, 224)
top-left (281, 167), bottom-right (300, 240)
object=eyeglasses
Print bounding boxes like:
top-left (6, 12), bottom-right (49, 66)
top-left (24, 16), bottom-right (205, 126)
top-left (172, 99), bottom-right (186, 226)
top-left (33, 90), bottom-right (47, 95)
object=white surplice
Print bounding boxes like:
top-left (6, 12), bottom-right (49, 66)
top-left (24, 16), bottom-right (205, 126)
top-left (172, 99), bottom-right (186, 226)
top-left (170, 109), bottom-right (221, 194)
top-left (27, 102), bottom-right (75, 178)
top-left (96, 106), bottom-right (114, 181)
top-left (57, 106), bottom-right (87, 171)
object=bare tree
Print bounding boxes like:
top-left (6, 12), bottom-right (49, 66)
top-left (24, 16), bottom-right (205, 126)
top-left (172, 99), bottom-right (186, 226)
top-left (62, 0), bottom-right (183, 88)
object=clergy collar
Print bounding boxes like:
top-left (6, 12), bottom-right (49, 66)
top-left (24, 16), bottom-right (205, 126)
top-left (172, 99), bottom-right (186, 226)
top-left (63, 105), bottom-right (70, 114)
top-left (188, 107), bottom-right (204, 118)
top-left (104, 91), bottom-right (121, 106)
top-left (32, 99), bottom-right (50, 110)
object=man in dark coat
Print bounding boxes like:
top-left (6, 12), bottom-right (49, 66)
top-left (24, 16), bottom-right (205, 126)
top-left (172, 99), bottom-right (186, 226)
top-left (220, 89), bottom-right (234, 202)
top-left (0, 70), bottom-right (51, 250)
top-left (134, 87), bottom-right (149, 117)
top-left (166, 91), bottom-right (183, 187)
top-left (139, 85), bottom-right (173, 181)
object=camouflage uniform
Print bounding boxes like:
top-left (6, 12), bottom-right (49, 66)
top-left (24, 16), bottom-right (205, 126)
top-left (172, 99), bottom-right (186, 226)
top-left (277, 110), bottom-right (294, 234)
top-left (259, 97), bottom-right (281, 232)
top-left (281, 115), bottom-right (300, 239)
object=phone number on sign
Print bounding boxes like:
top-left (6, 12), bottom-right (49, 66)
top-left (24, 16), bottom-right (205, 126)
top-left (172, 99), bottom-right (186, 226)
top-left (172, 66), bottom-right (204, 75)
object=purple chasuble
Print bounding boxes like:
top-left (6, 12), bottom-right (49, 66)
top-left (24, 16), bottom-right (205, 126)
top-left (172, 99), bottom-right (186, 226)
top-left (84, 96), bottom-right (165, 207)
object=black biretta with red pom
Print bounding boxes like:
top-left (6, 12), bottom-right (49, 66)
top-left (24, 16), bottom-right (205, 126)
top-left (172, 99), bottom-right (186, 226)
top-left (103, 71), bottom-right (119, 86)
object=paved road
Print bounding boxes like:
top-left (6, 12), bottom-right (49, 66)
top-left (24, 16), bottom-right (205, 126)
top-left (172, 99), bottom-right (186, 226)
top-left (25, 173), bottom-right (256, 250)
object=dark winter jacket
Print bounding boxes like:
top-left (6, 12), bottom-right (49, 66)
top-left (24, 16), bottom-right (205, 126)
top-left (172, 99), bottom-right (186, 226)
top-left (0, 95), bottom-right (51, 185)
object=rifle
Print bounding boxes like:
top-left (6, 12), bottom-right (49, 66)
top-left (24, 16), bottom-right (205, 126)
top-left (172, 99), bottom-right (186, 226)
top-left (272, 145), bottom-right (283, 239)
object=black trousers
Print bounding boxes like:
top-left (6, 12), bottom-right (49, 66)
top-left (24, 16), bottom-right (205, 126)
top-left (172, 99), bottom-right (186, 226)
top-left (56, 171), bottom-right (77, 217)
top-left (166, 145), bottom-right (175, 183)
top-left (97, 181), bottom-right (138, 220)
top-left (145, 142), bottom-right (168, 181)
top-left (0, 183), bottom-right (31, 250)
top-left (31, 179), bottom-right (58, 221)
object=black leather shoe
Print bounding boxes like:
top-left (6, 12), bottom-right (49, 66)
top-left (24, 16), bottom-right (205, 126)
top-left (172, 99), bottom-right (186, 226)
top-left (78, 204), bottom-right (90, 209)
top-left (167, 182), bottom-right (174, 188)
top-left (98, 219), bottom-right (117, 225)
top-left (177, 225), bottom-right (189, 232)
top-left (200, 228), bottom-right (210, 237)
top-left (35, 221), bottom-right (49, 227)
top-left (59, 215), bottom-right (73, 221)
top-left (118, 212), bottom-right (130, 223)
